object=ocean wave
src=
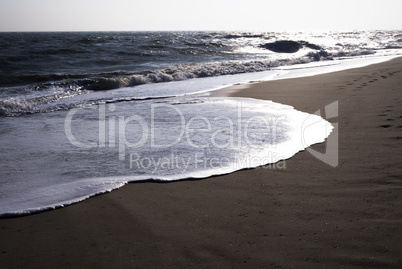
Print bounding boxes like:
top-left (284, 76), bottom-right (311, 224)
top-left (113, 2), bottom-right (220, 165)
top-left (183, 41), bottom-right (226, 48)
top-left (56, 47), bottom-right (90, 54)
top-left (0, 88), bottom-right (89, 116)
top-left (0, 99), bottom-right (35, 116)
top-left (69, 47), bottom-right (379, 90)
top-left (385, 45), bottom-right (402, 49)
top-left (0, 71), bottom-right (130, 88)
top-left (0, 47), bottom-right (382, 117)
top-left (223, 33), bottom-right (265, 39)
top-left (75, 60), bottom-right (285, 91)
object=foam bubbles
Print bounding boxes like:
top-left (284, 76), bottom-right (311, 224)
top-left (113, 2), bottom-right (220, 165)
top-left (0, 97), bottom-right (332, 217)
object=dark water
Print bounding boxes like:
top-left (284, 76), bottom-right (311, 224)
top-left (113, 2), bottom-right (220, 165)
top-left (1, 31), bottom-right (401, 92)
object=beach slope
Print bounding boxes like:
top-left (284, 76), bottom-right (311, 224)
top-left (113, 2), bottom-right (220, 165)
top-left (1, 58), bottom-right (401, 268)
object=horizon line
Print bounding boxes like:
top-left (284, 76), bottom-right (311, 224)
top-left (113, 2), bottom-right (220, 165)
top-left (1, 28), bottom-right (401, 33)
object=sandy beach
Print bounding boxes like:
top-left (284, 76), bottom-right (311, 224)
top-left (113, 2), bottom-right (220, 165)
top-left (1, 58), bottom-right (401, 268)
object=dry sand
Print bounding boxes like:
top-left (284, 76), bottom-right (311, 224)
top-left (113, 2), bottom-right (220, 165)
top-left (1, 58), bottom-right (401, 268)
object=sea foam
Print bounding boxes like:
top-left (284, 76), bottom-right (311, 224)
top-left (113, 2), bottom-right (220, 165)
top-left (0, 97), bottom-right (332, 217)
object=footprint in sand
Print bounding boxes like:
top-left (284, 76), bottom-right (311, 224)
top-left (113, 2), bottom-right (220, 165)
top-left (379, 124), bottom-right (392, 128)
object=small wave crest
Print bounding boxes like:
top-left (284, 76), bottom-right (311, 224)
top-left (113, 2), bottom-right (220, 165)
top-left (223, 33), bottom-right (265, 39)
top-left (68, 45), bottom-right (379, 90)
top-left (0, 99), bottom-right (35, 116)
top-left (0, 88), bottom-right (89, 116)
top-left (61, 60), bottom-right (285, 92)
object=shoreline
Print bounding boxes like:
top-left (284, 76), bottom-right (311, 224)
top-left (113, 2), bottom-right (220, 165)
top-left (1, 58), bottom-right (401, 268)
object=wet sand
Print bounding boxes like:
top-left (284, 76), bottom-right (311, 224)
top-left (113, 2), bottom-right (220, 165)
top-left (1, 58), bottom-right (401, 268)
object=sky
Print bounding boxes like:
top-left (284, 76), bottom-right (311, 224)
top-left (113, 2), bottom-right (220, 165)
top-left (0, 0), bottom-right (401, 32)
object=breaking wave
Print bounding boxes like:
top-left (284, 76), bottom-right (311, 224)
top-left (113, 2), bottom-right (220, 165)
top-left (2, 30), bottom-right (402, 117)
top-left (0, 47), bottom-right (381, 117)
top-left (3, 46), bottom-right (378, 93)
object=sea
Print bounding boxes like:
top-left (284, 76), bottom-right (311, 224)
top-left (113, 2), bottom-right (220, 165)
top-left (1, 31), bottom-right (401, 217)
